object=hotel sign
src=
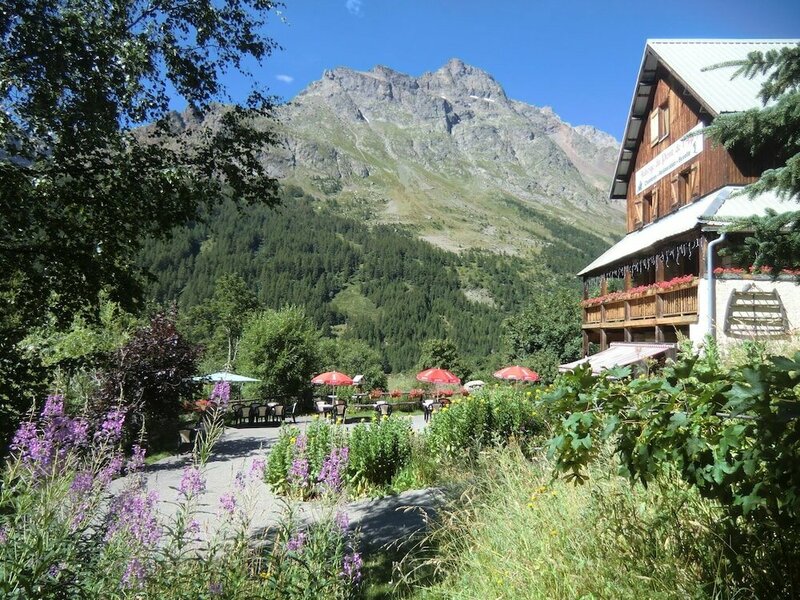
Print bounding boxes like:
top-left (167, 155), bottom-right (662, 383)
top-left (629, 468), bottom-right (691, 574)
top-left (635, 123), bottom-right (704, 194)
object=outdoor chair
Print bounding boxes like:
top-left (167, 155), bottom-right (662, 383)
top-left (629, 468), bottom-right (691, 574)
top-left (423, 401), bottom-right (442, 422)
top-left (233, 405), bottom-right (244, 426)
top-left (271, 404), bottom-right (285, 424)
top-left (315, 399), bottom-right (333, 419)
top-left (334, 402), bottom-right (347, 423)
top-left (248, 403), bottom-right (259, 425)
top-left (256, 405), bottom-right (269, 424)
top-left (177, 429), bottom-right (194, 454)
top-left (287, 400), bottom-right (298, 423)
top-left (376, 402), bottom-right (392, 417)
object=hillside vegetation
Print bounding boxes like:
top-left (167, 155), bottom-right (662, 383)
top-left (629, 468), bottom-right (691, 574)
top-left (138, 186), bottom-right (607, 372)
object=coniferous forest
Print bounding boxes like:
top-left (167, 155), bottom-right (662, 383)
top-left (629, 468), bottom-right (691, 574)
top-left (138, 185), bottom-right (605, 373)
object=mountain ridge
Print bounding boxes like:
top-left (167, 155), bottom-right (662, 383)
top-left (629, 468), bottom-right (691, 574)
top-left (258, 58), bottom-right (624, 256)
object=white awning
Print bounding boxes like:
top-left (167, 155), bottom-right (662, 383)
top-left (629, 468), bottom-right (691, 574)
top-left (559, 343), bottom-right (675, 375)
top-left (578, 186), bottom-right (798, 277)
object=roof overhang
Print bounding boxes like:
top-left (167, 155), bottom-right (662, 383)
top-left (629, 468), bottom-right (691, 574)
top-left (559, 342), bottom-right (676, 375)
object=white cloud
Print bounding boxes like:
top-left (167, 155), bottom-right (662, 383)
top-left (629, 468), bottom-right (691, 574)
top-left (345, 0), bottom-right (363, 16)
top-left (276, 74), bottom-right (294, 83)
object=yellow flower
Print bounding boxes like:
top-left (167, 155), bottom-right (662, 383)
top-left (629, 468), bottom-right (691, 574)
top-left (336, 417), bottom-right (343, 425)
top-left (526, 391), bottom-right (532, 397)
top-left (290, 436), bottom-right (297, 444)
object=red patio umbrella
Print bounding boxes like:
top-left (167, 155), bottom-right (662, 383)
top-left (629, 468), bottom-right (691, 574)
top-left (493, 365), bottom-right (539, 382)
top-left (416, 368), bottom-right (461, 385)
top-left (311, 371), bottom-right (354, 386)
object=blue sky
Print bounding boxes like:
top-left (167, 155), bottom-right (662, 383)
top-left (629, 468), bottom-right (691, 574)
top-left (236, 0), bottom-right (799, 139)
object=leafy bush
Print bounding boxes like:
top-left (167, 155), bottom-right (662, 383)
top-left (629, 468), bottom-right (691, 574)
top-left (95, 309), bottom-right (199, 445)
top-left (426, 387), bottom-right (543, 459)
top-left (348, 416), bottom-right (413, 490)
top-left (266, 416), bottom-right (414, 497)
top-left (541, 342), bottom-right (800, 597)
top-left (266, 419), bottom-right (348, 499)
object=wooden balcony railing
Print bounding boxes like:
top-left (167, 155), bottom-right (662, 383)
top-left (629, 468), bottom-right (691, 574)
top-left (581, 281), bottom-right (699, 329)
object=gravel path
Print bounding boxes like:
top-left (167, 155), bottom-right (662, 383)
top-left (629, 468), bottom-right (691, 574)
top-left (125, 414), bottom-right (442, 550)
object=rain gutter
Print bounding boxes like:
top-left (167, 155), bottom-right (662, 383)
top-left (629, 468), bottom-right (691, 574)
top-left (706, 231), bottom-right (726, 339)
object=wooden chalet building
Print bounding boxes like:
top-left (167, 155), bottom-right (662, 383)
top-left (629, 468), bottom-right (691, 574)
top-left (566, 39), bottom-right (800, 372)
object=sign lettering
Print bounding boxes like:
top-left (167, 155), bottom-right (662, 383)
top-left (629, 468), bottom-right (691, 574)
top-left (635, 123), bottom-right (704, 195)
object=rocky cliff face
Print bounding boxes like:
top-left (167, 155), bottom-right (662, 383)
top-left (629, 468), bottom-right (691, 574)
top-left (191, 59), bottom-right (624, 256)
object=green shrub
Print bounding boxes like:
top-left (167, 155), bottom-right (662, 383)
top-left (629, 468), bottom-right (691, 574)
top-left (347, 416), bottom-right (413, 491)
top-left (426, 387), bottom-right (543, 460)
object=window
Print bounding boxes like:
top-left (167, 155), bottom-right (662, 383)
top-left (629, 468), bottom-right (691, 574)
top-left (670, 163), bottom-right (700, 208)
top-left (633, 189), bottom-right (659, 227)
top-left (649, 102), bottom-right (670, 145)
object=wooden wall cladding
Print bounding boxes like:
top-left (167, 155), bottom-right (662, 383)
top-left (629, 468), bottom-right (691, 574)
top-left (626, 66), bottom-right (759, 232)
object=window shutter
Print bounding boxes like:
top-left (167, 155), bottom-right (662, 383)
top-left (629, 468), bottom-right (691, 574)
top-left (661, 104), bottom-right (670, 139)
top-left (651, 188), bottom-right (659, 219)
top-left (670, 176), bottom-right (679, 207)
top-left (634, 198), bottom-right (643, 225)
top-left (689, 163), bottom-right (700, 198)
top-left (649, 110), bottom-right (659, 145)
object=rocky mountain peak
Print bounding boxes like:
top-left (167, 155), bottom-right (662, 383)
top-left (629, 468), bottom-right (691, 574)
top-left (419, 58), bottom-right (507, 101)
top-left (263, 58), bottom-right (623, 256)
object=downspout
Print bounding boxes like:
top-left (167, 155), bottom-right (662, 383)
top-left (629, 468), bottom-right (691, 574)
top-left (706, 231), bottom-right (726, 339)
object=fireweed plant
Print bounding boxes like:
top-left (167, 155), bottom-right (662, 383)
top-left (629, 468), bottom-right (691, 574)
top-left (267, 415), bottom-right (416, 499)
top-left (0, 381), bottom-right (362, 599)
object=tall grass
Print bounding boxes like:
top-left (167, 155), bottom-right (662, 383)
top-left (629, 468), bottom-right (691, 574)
top-left (399, 445), bottom-right (745, 600)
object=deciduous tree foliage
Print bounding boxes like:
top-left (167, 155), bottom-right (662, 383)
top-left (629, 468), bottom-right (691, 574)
top-left (417, 338), bottom-right (469, 382)
top-left (706, 43), bottom-right (800, 271)
top-left (502, 285), bottom-right (583, 366)
top-left (96, 310), bottom-right (200, 442)
top-left (181, 273), bottom-right (259, 371)
top-left (238, 306), bottom-right (322, 400)
top-left (0, 0), bottom-right (282, 441)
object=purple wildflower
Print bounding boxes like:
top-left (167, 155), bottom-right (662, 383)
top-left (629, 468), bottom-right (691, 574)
top-left (11, 421), bottom-right (51, 467)
top-left (209, 581), bottom-right (224, 595)
top-left (317, 447), bottom-right (349, 494)
top-left (121, 557), bottom-right (146, 589)
top-left (65, 418), bottom-right (90, 448)
top-left (70, 471), bottom-right (94, 497)
top-left (42, 395), bottom-right (64, 418)
top-left (210, 381), bottom-right (230, 407)
top-left (106, 490), bottom-right (161, 548)
top-left (341, 551), bottom-right (363, 582)
top-left (335, 511), bottom-right (350, 533)
top-left (187, 519), bottom-right (201, 536)
top-left (98, 454), bottom-right (124, 485)
top-left (96, 408), bottom-right (126, 443)
top-left (0, 527), bottom-right (6, 544)
top-left (294, 434), bottom-right (307, 452)
top-left (288, 457), bottom-right (309, 487)
top-left (127, 444), bottom-right (146, 474)
top-left (234, 471), bottom-right (246, 491)
top-left (47, 563), bottom-right (64, 578)
top-left (219, 492), bottom-right (237, 515)
top-left (286, 531), bottom-right (306, 552)
top-left (249, 457), bottom-right (266, 480)
top-left (178, 466), bottom-right (206, 499)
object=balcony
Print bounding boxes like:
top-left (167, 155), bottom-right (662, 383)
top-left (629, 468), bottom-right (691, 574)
top-left (582, 279), bottom-right (699, 330)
